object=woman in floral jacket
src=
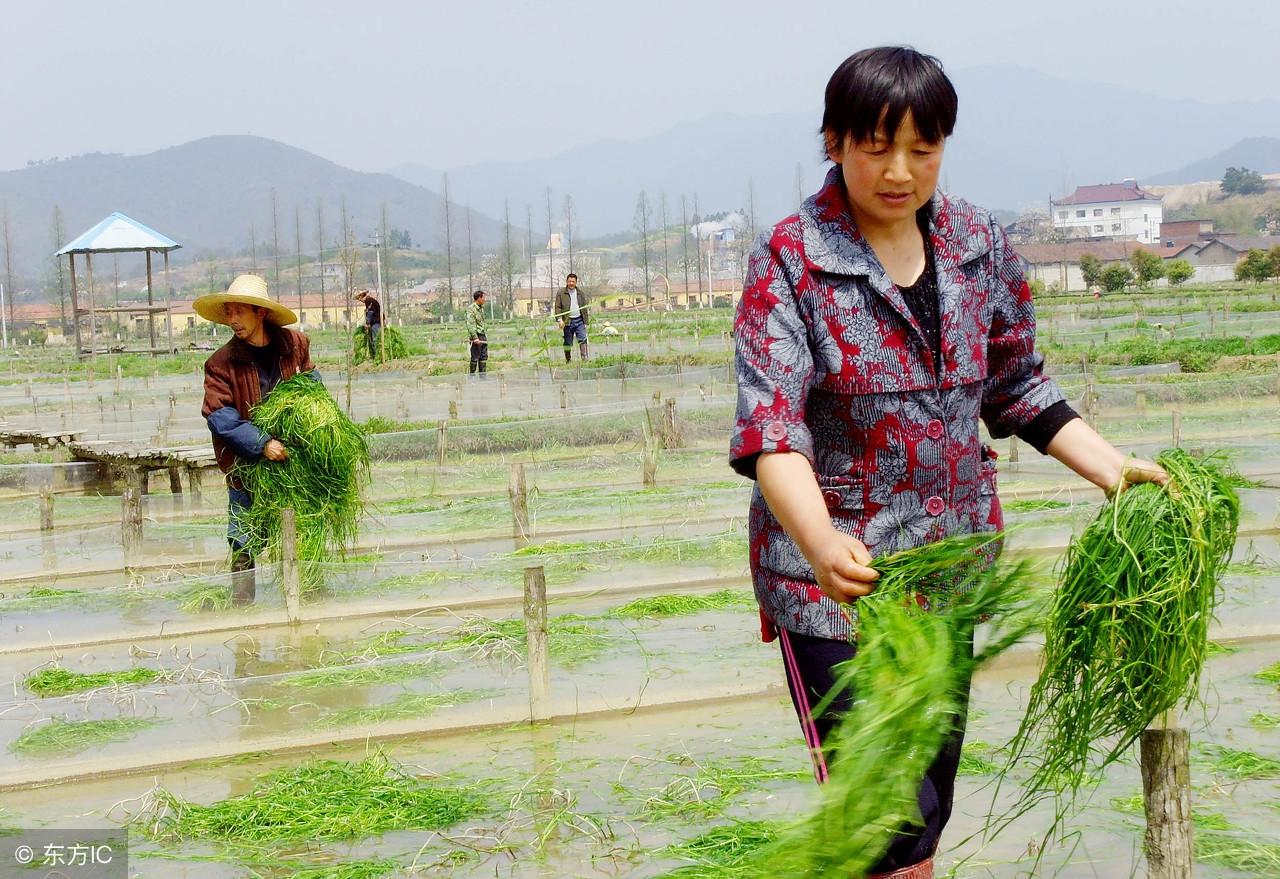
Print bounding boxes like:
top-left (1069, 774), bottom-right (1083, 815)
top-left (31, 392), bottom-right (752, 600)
top-left (730, 47), bottom-right (1166, 879)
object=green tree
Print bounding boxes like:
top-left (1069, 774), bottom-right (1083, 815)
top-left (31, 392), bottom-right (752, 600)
top-left (1267, 246), bottom-right (1280, 280)
top-left (1165, 259), bottom-right (1194, 287)
top-left (1234, 249), bottom-right (1270, 283)
top-left (1130, 249), bottom-right (1165, 288)
top-left (1079, 253), bottom-right (1103, 288)
top-left (1222, 167), bottom-right (1266, 196)
top-left (1099, 263), bottom-right (1133, 292)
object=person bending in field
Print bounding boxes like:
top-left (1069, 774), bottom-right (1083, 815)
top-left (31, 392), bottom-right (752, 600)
top-left (729, 46), bottom-right (1167, 879)
top-left (355, 289), bottom-right (382, 361)
top-left (196, 274), bottom-right (320, 606)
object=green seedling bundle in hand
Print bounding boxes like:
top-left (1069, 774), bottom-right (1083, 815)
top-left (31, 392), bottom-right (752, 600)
top-left (352, 325), bottom-right (409, 365)
top-left (1003, 448), bottom-right (1242, 812)
top-left (663, 534), bottom-right (1041, 878)
top-left (233, 375), bottom-right (370, 590)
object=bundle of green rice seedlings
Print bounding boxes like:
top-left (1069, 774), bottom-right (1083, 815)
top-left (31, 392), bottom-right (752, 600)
top-left (1004, 448), bottom-right (1241, 809)
top-left (233, 375), bottom-right (370, 590)
top-left (351, 326), bottom-right (409, 365)
top-left (661, 534), bottom-right (1040, 878)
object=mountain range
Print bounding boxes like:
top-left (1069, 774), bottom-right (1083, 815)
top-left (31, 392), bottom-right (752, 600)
top-left (2, 64), bottom-right (1279, 286)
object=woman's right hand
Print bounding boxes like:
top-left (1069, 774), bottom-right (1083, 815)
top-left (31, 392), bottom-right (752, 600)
top-left (803, 527), bottom-right (879, 603)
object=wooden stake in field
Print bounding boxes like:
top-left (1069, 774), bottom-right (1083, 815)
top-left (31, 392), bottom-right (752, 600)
top-left (39, 487), bottom-right (54, 533)
top-left (523, 565), bottom-right (551, 722)
top-left (508, 462), bottom-right (531, 549)
top-left (121, 467), bottom-right (144, 570)
top-left (281, 507), bottom-right (302, 624)
top-left (1172, 411), bottom-right (1182, 447)
top-left (1140, 713), bottom-right (1193, 879)
top-left (642, 436), bottom-right (658, 487)
top-left (435, 420), bottom-right (448, 466)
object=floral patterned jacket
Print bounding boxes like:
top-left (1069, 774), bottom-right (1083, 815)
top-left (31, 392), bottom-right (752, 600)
top-left (730, 168), bottom-right (1065, 642)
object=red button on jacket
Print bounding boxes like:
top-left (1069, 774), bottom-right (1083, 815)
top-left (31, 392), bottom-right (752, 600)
top-left (926, 419), bottom-right (944, 440)
top-left (924, 495), bottom-right (946, 516)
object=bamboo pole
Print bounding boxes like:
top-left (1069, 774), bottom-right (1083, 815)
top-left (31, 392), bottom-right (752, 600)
top-left (436, 421), bottom-right (448, 466)
top-left (642, 438), bottom-right (658, 487)
top-left (1172, 411), bottom-right (1182, 447)
top-left (508, 462), bottom-right (531, 549)
top-left (281, 507), bottom-right (301, 624)
top-left (523, 565), bottom-right (551, 722)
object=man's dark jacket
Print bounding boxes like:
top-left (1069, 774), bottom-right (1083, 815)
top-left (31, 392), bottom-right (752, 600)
top-left (553, 286), bottom-right (591, 324)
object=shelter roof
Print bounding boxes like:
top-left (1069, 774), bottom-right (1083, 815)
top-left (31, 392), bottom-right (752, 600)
top-left (56, 212), bottom-right (180, 256)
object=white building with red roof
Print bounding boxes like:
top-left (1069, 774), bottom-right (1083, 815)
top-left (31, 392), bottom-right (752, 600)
top-left (1051, 179), bottom-right (1164, 245)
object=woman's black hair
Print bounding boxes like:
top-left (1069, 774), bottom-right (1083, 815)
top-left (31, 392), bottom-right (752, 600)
top-left (821, 46), bottom-right (957, 152)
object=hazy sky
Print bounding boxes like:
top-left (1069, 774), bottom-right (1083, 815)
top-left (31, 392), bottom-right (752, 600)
top-left (5, 0), bottom-right (1277, 174)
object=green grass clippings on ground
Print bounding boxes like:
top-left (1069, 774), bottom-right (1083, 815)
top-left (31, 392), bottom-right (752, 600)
top-left (956, 741), bottom-right (1001, 776)
top-left (607, 589), bottom-right (755, 619)
top-left (657, 820), bottom-right (782, 877)
top-left (1251, 712), bottom-right (1280, 729)
top-left (1197, 745), bottom-right (1280, 780)
top-left (1255, 661), bottom-right (1280, 684)
top-left (278, 661), bottom-right (441, 690)
top-left (24, 666), bottom-right (166, 697)
top-left (624, 755), bottom-right (808, 821)
top-left (136, 753), bottom-right (488, 845)
top-left (317, 691), bottom-right (491, 728)
top-left (1003, 499), bottom-right (1072, 514)
top-left (10, 718), bottom-right (163, 757)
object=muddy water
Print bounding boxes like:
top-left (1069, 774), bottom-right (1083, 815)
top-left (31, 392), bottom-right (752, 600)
top-left (0, 635), bottom-right (1275, 878)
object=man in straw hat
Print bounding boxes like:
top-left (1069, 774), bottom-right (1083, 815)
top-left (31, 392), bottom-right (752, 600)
top-left (196, 274), bottom-right (319, 606)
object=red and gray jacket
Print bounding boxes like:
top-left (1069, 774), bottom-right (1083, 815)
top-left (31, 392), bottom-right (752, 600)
top-left (730, 167), bottom-right (1067, 642)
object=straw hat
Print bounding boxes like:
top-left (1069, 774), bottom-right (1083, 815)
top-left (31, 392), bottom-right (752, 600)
top-left (193, 274), bottom-right (298, 327)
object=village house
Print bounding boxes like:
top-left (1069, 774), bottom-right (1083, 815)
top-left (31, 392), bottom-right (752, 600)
top-left (1014, 240), bottom-right (1156, 293)
top-left (1051, 180), bottom-right (1164, 244)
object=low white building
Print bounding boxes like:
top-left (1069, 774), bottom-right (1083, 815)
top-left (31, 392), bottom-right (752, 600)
top-left (1051, 180), bottom-right (1163, 245)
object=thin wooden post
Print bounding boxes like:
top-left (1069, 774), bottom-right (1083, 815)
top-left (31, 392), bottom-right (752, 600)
top-left (1172, 411), bottom-right (1182, 447)
top-left (121, 467), bottom-right (144, 569)
top-left (559, 385), bottom-right (567, 410)
top-left (523, 565), bottom-right (551, 722)
top-left (281, 507), bottom-right (302, 624)
top-left (1008, 436), bottom-right (1020, 467)
top-left (39, 488), bottom-right (54, 533)
top-left (188, 467), bottom-right (203, 505)
top-left (508, 462), bottom-right (531, 548)
top-left (1084, 375), bottom-right (1098, 430)
top-left (436, 421), bottom-right (448, 465)
top-left (448, 399), bottom-right (459, 419)
top-left (168, 466), bottom-right (183, 496)
top-left (662, 398), bottom-right (682, 448)
top-left (1140, 722), bottom-right (1193, 879)
top-left (642, 438), bottom-right (658, 487)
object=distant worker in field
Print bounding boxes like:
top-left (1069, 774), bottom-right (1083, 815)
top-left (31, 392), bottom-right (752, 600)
top-left (355, 289), bottom-right (382, 359)
top-left (466, 289), bottom-right (489, 376)
top-left (554, 272), bottom-right (591, 362)
top-left (196, 274), bottom-right (319, 606)
top-left (600, 320), bottom-right (620, 337)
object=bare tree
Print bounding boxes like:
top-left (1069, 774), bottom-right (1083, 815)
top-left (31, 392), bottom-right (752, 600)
top-left (294, 205), bottom-right (304, 315)
top-left (441, 173), bottom-right (455, 313)
top-left (634, 191), bottom-right (652, 298)
top-left (249, 219), bottom-right (259, 273)
top-left (680, 194), bottom-right (691, 297)
top-left (339, 196), bottom-right (359, 328)
top-left (502, 200), bottom-right (515, 315)
top-left (379, 201), bottom-right (393, 321)
top-left (659, 191), bottom-right (670, 282)
top-left (270, 188), bottom-right (281, 293)
top-left (795, 163), bottom-right (805, 208)
top-left (2, 202), bottom-right (16, 330)
top-left (526, 204), bottom-right (536, 315)
top-left (50, 206), bottom-right (68, 333)
top-left (563, 194), bottom-right (575, 273)
top-left (315, 201), bottom-right (327, 327)
top-left (465, 208), bottom-right (474, 298)
top-left (692, 193), bottom-right (704, 303)
top-left (544, 186), bottom-right (555, 290)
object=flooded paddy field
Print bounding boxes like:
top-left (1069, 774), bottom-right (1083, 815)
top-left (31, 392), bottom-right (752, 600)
top-left (1, 288), bottom-right (1279, 876)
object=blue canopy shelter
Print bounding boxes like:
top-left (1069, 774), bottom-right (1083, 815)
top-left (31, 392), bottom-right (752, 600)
top-left (56, 212), bottom-right (181, 358)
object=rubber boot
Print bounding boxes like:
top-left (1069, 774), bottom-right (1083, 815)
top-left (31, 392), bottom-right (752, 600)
top-left (564, 348), bottom-right (572, 363)
top-left (579, 340), bottom-right (589, 361)
top-left (231, 550), bottom-right (256, 607)
top-left (867, 859), bottom-right (934, 879)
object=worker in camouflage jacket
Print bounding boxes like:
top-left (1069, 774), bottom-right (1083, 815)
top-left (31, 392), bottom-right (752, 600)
top-left (466, 289), bottom-right (488, 375)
